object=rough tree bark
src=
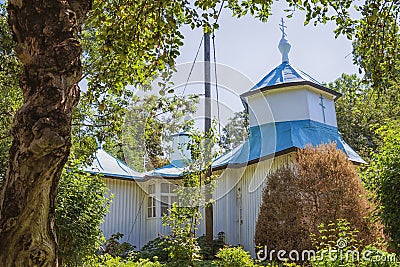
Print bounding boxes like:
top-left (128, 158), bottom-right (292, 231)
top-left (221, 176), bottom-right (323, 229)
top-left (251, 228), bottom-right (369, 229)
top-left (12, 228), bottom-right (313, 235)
top-left (0, 0), bottom-right (92, 266)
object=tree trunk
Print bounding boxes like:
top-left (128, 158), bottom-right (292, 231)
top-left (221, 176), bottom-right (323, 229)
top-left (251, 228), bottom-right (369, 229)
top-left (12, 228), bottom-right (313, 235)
top-left (0, 0), bottom-right (92, 266)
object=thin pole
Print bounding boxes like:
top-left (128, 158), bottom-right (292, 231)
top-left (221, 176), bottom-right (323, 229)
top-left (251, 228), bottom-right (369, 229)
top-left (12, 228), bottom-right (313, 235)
top-left (204, 31), bottom-right (213, 247)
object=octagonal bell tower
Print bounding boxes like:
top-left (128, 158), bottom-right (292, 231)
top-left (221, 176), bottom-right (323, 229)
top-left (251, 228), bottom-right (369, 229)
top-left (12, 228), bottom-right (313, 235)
top-left (237, 19), bottom-right (364, 164)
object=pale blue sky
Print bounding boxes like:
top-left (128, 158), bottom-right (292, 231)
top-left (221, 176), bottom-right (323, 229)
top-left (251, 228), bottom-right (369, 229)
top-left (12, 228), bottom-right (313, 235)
top-left (177, 1), bottom-right (358, 85)
top-left (170, 1), bottom-right (360, 127)
top-left (78, 1), bottom-right (360, 129)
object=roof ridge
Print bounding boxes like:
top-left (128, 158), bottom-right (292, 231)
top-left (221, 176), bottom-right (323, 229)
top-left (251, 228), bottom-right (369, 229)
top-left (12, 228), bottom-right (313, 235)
top-left (294, 66), bottom-right (323, 86)
top-left (100, 148), bottom-right (139, 173)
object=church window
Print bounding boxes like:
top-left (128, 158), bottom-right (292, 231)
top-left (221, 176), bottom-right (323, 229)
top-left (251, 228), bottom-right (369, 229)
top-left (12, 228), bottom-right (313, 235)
top-left (147, 184), bottom-right (156, 218)
top-left (160, 183), bottom-right (178, 216)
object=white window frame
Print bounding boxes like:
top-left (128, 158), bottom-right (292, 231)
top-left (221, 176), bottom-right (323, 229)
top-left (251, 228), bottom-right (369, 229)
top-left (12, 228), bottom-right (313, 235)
top-left (147, 184), bottom-right (157, 218)
top-left (160, 183), bottom-right (178, 216)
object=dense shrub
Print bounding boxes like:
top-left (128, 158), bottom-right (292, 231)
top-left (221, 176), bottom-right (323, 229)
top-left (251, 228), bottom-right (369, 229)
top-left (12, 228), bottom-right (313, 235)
top-left (213, 246), bottom-right (257, 267)
top-left (197, 235), bottom-right (213, 260)
top-left (363, 121), bottom-right (400, 254)
top-left (311, 246), bottom-right (399, 267)
top-left (254, 144), bottom-right (382, 261)
top-left (197, 232), bottom-right (227, 260)
top-left (99, 233), bottom-right (136, 258)
top-left (134, 232), bottom-right (227, 265)
top-left (56, 161), bottom-right (112, 266)
top-left (84, 255), bottom-right (163, 267)
top-left (193, 261), bottom-right (217, 267)
top-left (310, 219), bottom-right (398, 267)
top-left (133, 237), bottom-right (170, 262)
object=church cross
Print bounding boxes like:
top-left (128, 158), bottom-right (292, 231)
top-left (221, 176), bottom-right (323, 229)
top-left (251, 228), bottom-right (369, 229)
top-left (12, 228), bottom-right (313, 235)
top-left (319, 94), bottom-right (326, 124)
top-left (279, 18), bottom-right (287, 38)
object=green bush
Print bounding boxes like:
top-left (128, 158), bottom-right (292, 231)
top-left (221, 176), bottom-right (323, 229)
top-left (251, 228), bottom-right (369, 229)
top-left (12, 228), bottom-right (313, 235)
top-left (56, 160), bottom-right (112, 266)
top-left (134, 233), bottom-right (225, 264)
top-left (363, 121), bottom-right (400, 254)
top-left (310, 246), bottom-right (399, 267)
top-left (310, 219), bottom-right (398, 267)
top-left (213, 246), bottom-right (257, 267)
top-left (197, 235), bottom-right (213, 260)
top-left (133, 237), bottom-right (170, 262)
top-left (193, 260), bottom-right (217, 267)
top-left (84, 254), bottom-right (164, 267)
top-left (310, 219), bottom-right (363, 253)
top-left (100, 233), bottom-right (136, 258)
top-left (197, 232), bottom-right (227, 260)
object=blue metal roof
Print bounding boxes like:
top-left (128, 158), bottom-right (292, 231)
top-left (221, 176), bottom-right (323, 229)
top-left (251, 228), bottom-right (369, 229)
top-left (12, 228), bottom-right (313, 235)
top-left (241, 30), bottom-right (341, 99)
top-left (83, 148), bottom-right (143, 180)
top-left (148, 160), bottom-right (185, 178)
top-left (147, 120), bottom-right (365, 178)
top-left (170, 131), bottom-right (190, 137)
top-left (212, 120), bottom-right (365, 168)
top-left (250, 62), bottom-right (323, 91)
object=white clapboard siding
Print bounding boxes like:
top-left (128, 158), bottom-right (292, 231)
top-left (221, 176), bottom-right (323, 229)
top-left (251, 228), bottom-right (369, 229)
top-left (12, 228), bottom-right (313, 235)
top-left (209, 154), bottom-right (292, 255)
top-left (101, 178), bottom-right (149, 249)
top-left (102, 153), bottom-right (292, 251)
top-left (212, 167), bottom-right (241, 245)
top-left (237, 154), bottom-right (292, 255)
top-left (102, 178), bottom-right (181, 249)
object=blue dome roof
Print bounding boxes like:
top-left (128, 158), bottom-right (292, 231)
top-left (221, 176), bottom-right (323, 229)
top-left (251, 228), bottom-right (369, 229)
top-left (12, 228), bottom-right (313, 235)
top-left (250, 62), bottom-right (323, 91)
top-left (241, 27), bottom-right (341, 99)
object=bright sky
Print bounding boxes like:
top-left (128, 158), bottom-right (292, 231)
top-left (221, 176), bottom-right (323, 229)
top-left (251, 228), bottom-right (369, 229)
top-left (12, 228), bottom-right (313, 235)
top-left (177, 1), bottom-right (358, 85)
top-left (77, 1), bottom-right (360, 130)
top-left (169, 1), bottom-right (359, 127)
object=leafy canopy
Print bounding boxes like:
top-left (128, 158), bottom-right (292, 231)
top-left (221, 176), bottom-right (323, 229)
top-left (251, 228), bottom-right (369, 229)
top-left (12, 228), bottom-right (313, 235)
top-left (363, 121), bottom-right (400, 254)
top-left (56, 158), bottom-right (112, 266)
top-left (332, 74), bottom-right (400, 161)
top-left (285, 0), bottom-right (400, 91)
top-left (0, 4), bottom-right (22, 181)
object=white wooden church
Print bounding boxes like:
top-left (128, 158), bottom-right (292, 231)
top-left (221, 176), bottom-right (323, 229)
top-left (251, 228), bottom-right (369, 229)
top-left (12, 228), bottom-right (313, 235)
top-left (84, 28), bottom-right (364, 255)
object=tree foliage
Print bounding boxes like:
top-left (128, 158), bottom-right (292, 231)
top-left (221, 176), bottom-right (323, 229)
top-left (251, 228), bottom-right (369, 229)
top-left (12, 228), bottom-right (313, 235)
top-left (56, 158), bottom-right (111, 266)
top-left (286, 0), bottom-right (400, 92)
top-left (220, 111), bottom-right (249, 153)
top-left (254, 144), bottom-right (382, 260)
top-left (352, 1), bottom-right (400, 90)
top-left (0, 4), bottom-right (22, 182)
top-left (73, 0), bottom-right (274, 160)
top-left (79, 0), bottom-right (274, 129)
top-left (123, 93), bottom-right (198, 171)
top-left (332, 74), bottom-right (400, 161)
top-left (363, 121), bottom-right (400, 254)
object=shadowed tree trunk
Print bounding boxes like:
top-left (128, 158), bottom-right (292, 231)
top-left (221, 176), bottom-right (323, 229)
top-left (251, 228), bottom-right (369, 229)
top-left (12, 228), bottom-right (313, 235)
top-left (0, 0), bottom-right (92, 266)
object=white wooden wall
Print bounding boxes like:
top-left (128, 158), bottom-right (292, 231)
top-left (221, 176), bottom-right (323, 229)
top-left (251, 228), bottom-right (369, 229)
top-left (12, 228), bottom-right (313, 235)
top-left (102, 178), bottom-right (181, 249)
top-left (210, 154), bottom-right (293, 255)
top-left (247, 86), bottom-right (337, 127)
top-left (102, 154), bottom-right (292, 252)
top-left (101, 178), bottom-right (152, 249)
